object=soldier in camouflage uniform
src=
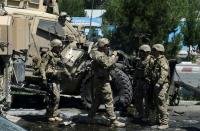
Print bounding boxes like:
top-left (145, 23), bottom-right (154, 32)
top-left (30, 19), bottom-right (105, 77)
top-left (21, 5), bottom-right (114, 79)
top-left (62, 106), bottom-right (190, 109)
top-left (151, 44), bottom-right (169, 129)
top-left (40, 39), bottom-right (63, 122)
top-left (89, 38), bottom-right (125, 127)
top-left (134, 44), bottom-right (154, 120)
top-left (57, 12), bottom-right (79, 39)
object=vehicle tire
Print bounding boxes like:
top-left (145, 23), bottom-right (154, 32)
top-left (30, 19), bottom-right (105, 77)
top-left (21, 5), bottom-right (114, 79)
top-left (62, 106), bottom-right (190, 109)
top-left (80, 68), bottom-right (133, 110)
top-left (80, 71), bottom-right (93, 109)
top-left (110, 68), bottom-right (133, 110)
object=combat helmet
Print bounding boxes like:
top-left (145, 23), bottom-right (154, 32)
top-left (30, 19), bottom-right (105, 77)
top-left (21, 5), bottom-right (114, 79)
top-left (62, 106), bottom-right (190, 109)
top-left (139, 44), bottom-right (151, 52)
top-left (97, 38), bottom-right (110, 48)
top-left (51, 39), bottom-right (62, 47)
top-left (58, 12), bottom-right (67, 22)
top-left (152, 44), bottom-right (165, 52)
top-left (59, 12), bottom-right (68, 17)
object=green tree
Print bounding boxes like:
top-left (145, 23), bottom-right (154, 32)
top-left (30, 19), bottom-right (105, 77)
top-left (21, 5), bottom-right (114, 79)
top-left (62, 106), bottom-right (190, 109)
top-left (85, 0), bottom-right (106, 9)
top-left (165, 34), bottom-right (183, 59)
top-left (182, 0), bottom-right (200, 58)
top-left (104, 0), bottom-right (187, 56)
top-left (59, 0), bottom-right (85, 16)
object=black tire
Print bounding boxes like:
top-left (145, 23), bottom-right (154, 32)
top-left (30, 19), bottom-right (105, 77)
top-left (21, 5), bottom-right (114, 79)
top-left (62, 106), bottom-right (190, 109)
top-left (80, 68), bottom-right (133, 110)
top-left (110, 68), bottom-right (133, 110)
top-left (80, 71), bottom-right (93, 109)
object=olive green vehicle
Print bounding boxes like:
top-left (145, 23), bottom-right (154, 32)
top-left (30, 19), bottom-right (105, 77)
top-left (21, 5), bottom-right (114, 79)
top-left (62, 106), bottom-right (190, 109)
top-left (0, 0), bottom-right (133, 110)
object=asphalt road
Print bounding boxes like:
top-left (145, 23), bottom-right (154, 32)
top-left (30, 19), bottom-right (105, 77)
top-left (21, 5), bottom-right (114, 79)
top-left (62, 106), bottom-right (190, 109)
top-left (5, 100), bottom-right (200, 131)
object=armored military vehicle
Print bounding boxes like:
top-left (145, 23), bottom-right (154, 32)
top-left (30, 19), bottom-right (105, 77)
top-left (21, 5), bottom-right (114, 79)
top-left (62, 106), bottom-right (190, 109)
top-left (0, 0), bottom-right (133, 110)
top-left (0, 0), bottom-right (59, 110)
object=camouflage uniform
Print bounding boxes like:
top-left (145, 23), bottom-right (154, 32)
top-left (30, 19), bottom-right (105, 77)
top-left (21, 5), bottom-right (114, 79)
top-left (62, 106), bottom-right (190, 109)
top-left (152, 44), bottom-right (169, 129)
top-left (89, 38), bottom-right (125, 127)
top-left (153, 55), bottom-right (169, 125)
top-left (144, 55), bottom-right (154, 118)
top-left (57, 12), bottom-right (79, 41)
top-left (134, 45), bottom-right (154, 119)
top-left (39, 39), bottom-right (62, 119)
top-left (90, 49), bottom-right (117, 120)
top-left (32, 56), bottom-right (41, 75)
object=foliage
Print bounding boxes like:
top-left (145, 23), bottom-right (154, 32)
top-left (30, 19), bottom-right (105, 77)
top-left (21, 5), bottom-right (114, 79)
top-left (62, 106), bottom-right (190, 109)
top-left (165, 34), bottom-right (183, 59)
top-left (84, 0), bottom-right (106, 9)
top-left (59, 0), bottom-right (85, 16)
top-left (58, 0), bottom-right (106, 16)
top-left (58, 0), bottom-right (200, 58)
top-left (103, 0), bottom-right (190, 57)
top-left (182, 0), bottom-right (200, 55)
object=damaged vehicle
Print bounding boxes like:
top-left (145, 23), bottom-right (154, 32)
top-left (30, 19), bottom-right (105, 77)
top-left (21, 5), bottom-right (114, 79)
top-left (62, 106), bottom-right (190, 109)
top-left (0, 0), bottom-right (133, 111)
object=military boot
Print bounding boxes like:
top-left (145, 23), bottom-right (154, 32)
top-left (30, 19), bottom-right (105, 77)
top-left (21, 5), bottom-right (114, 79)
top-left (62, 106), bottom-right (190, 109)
top-left (54, 116), bottom-right (63, 122)
top-left (158, 114), bottom-right (169, 129)
top-left (158, 124), bottom-right (169, 129)
top-left (48, 117), bottom-right (56, 122)
top-left (111, 119), bottom-right (126, 128)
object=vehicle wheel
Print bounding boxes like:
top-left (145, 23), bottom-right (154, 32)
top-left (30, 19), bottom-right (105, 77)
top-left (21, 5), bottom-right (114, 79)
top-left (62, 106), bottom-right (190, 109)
top-left (80, 68), bottom-right (133, 110)
top-left (80, 71), bottom-right (93, 109)
top-left (110, 68), bottom-right (133, 110)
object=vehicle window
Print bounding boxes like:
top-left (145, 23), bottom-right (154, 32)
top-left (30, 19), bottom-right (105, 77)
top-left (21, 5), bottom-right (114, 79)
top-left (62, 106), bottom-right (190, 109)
top-left (31, 0), bottom-right (39, 3)
top-left (36, 19), bottom-right (65, 41)
top-left (6, 0), bottom-right (40, 9)
top-left (37, 19), bottom-right (65, 40)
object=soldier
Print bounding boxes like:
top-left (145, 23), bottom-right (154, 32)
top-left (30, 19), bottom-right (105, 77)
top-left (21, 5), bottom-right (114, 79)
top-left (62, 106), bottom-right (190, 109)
top-left (151, 44), bottom-right (169, 129)
top-left (89, 38), bottom-right (125, 127)
top-left (40, 39), bottom-right (63, 122)
top-left (134, 44), bottom-right (154, 121)
top-left (57, 12), bottom-right (79, 39)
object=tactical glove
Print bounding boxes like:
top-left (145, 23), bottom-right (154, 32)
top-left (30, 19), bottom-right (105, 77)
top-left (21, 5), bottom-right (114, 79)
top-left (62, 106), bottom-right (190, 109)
top-left (111, 55), bottom-right (119, 63)
top-left (155, 83), bottom-right (161, 89)
top-left (112, 51), bottom-right (118, 56)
